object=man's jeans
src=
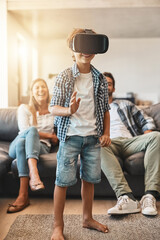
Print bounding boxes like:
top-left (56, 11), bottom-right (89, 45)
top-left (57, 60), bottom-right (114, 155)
top-left (101, 132), bottom-right (160, 198)
top-left (9, 127), bottom-right (50, 177)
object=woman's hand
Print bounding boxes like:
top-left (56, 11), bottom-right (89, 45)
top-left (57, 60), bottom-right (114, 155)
top-left (50, 133), bottom-right (59, 145)
top-left (99, 135), bottom-right (111, 147)
top-left (39, 132), bottom-right (58, 146)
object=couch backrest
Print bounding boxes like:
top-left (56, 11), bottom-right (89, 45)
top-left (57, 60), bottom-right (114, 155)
top-left (0, 108), bottom-right (18, 141)
top-left (143, 103), bottom-right (160, 131)
top-left (0, 103), bottom-right (159, 142)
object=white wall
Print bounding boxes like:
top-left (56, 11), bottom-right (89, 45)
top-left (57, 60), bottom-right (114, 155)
top-left (7, 12), bottom-right (35, 106)
top-left (0, 0), bottom-right (8, 107)
top-left (39, 37), bottom-right (160, 104)
top-left (38, 38), bottom-right (72, 77)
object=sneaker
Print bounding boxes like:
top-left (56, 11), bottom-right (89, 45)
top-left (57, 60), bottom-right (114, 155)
top-left (108, 195), bottom-right (141, 215)
top-left (140, 194), bottom-right (157, 216)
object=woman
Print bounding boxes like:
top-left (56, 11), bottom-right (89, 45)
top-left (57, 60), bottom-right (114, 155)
top-left (7, 78), bottom-right (58, 213)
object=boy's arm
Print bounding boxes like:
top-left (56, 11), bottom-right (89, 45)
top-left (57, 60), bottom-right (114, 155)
top-left (51, 105), bottom-right (71, 116)
top-left (51, 91), bottom-right (81, 116)
top-left (99, 110), bottom-right (111, 147)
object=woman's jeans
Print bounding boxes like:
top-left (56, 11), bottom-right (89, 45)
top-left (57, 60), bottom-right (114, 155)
top-left (9, 126), bottom-right (50, 177)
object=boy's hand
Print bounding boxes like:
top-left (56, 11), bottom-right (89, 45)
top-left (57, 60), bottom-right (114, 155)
top-left (99, 135), bottom-right (111, 147)
top-left (69, 91), bottom-right (81, 114)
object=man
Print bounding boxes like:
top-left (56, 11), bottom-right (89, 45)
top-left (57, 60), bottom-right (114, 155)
top-left (101, 72), bottom-right (160, 216)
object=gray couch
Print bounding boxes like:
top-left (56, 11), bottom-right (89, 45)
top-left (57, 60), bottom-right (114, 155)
top-left (0, 103), bottom-right (160, 198)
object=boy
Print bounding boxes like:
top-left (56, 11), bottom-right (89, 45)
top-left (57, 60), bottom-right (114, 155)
top-left (50, 28), bottom-right (111, 240)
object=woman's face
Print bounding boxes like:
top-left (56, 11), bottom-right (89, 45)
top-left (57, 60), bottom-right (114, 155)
top-left (32, 81), bottom-right (49, 104)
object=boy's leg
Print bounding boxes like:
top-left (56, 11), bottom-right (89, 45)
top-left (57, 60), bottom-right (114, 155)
top-left (52, 137), bottom-right (80, 240)
top-left (80, 136), bottom-right (108, 232)
top-left (81, 180), bottom-right (108, 233)
top-left (51, 185), bottom-right (67, 240)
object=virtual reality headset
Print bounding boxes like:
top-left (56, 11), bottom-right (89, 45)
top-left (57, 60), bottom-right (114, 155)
top-left (70, 29), bottom-right (109, 54)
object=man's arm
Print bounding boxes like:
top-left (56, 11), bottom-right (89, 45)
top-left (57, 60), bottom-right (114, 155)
top-left (99, 111), bottom-right (111, 147)
top-left (132, 104), bottom-right (156, 133)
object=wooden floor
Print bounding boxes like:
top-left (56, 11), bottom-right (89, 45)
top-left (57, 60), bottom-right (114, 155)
top-left (0, 197), bottom-right (160, 240)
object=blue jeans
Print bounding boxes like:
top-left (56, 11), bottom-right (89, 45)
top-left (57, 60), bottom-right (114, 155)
top-left (56, 135), bottom-right (101, 187)
top-left (9, 126), bottom-right (50, 177)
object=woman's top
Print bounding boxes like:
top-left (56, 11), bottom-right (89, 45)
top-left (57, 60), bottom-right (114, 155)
top-left (18, 104), bottom-right (54, 147)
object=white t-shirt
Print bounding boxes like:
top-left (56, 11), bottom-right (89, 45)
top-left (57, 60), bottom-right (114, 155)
top-left (67, 72), bottom-right (97, 136)
top-left (18, 104), bottom-right (54, 147)
top-left (110, 103), bottom-right (132, 139)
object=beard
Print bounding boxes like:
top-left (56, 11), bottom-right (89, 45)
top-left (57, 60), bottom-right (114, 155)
top-left (108, 91), bottom-right (113, 97)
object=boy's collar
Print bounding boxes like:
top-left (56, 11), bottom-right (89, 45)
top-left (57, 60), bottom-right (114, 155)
top-left (72, 62), bottom-right (80, 77)
top-left (72, 62), bottom-right (101, 78)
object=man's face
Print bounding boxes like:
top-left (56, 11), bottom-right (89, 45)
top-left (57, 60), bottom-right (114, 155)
top-left (106, 77), bottom-right (115, 97)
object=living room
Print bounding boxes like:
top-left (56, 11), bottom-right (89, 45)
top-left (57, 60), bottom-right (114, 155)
top-left (0, 0), bottom-right (160, 239)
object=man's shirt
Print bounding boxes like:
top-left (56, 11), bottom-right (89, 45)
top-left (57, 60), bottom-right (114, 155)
top-left (110, 100), bottom-right (156, 137)
top-left (50, 63), bottom-right (110, 142)
top-left (110, 102), bottom-right (132, 138)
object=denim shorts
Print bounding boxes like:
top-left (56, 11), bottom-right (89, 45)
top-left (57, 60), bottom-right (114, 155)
top-left (55, 135), bottom-right (101, 187)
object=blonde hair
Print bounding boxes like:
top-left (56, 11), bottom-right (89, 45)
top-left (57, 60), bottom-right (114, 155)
top-left (28, 78), bottom-right (50, 125)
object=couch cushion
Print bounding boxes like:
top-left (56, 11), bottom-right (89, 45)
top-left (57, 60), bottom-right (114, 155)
top-left (38, 152), bottom-right (57, 177)
top-left (143, 103), bottom-right (160, 131)
top-left (124, 152), bottom-right (145, 175)
top-left (0, 151), bottom-right (12, 176)
top-left (0, 141), bottom-right (10, 153)
top-left (0, 108), bottom-right (18, 141)
top-left (0, 141), bottom-right (12, 177)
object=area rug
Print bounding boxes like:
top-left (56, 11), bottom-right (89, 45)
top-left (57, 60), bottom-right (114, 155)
top-left (4, 214), bottom-right (160, 240)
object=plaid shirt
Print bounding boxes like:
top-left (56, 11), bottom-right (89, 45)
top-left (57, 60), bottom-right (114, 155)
top-left (50, 63), bottom-right (110, 142)
top-left (112, 99), bottom-right (156, 136)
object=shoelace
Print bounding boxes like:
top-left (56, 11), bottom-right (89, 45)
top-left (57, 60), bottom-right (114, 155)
top-left (117, 196), bottom-right (129, 207)
top-left (141, 196), bottom-right (155, 209)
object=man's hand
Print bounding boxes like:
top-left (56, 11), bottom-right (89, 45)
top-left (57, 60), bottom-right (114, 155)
top-left (99, 135), bottom-right (111, 147)
top-left (69, 91), bottom-right (81, 115)
top-left (50, 133), bottom-right (59, 145)
top-left (144, 130), bottom-right (152, 134)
